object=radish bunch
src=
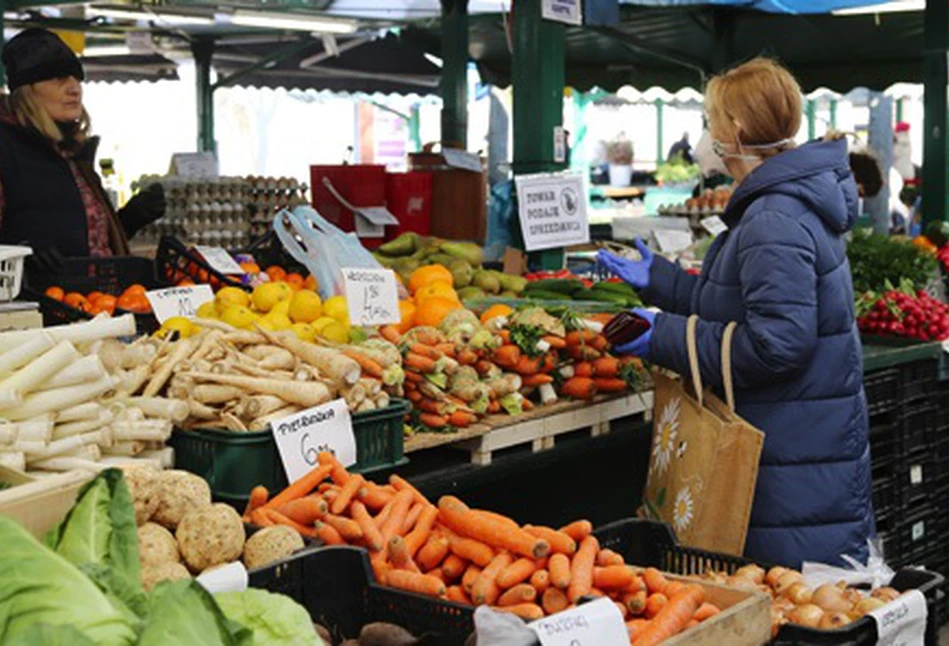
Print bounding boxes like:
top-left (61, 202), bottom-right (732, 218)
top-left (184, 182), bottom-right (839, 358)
top-left (938, 244), bottom-right (949, 272)
top-left (858, 289), bottom-right (949, 341)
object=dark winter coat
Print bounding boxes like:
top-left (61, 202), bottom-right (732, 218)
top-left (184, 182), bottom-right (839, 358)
top-left (642, 138), bottom-right (874, 568)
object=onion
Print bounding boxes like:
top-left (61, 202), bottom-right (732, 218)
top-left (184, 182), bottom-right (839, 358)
top-left (725, 575), bottom-right (760, 592)
top-left (772, 596), bottom-right (795, 613)
top-left (775, 570), bottom-right (804, 596)
top-left (812, 584), bottom-right (851, 613)
top-left (766, 566), bottom-right (790, 588)
top-left (871, 587), bottom-right (901, 603)
top-left (771, 607), bottom-right (788, 638)
top-left (734, 564), bottom-right (766, 585)
top-left (852, 597), bottom-right (886, 618)
top-left (788, 604), bottom-right (824, 628)
top-left (818, 611), bottom-right (853, 630)
top-left (841, 587), bottom-right (863, 608)
top-left (785, 582), bottom-right (814, 605)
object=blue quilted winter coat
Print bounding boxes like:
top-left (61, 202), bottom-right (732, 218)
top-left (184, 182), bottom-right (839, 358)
top-left (641, 138), bottom-right (874, 568)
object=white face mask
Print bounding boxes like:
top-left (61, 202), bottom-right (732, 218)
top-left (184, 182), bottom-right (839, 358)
top-left (712, 136), bottom-right (795, 161)
top-left (694, 130), bottom-right (728, 177)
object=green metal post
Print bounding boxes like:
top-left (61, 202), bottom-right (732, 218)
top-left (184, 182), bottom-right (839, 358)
top-left (192, 38), bottom-right (215, 154)
top-left (896, 98), bottom-right (904, 124)
top-left (440, 0), bottom-right (468, 148)
top-left (655, 99), bottom-right (665, 166)
top-left (409, 104), bottom-right (422, 153)
top-left (829, 99), bottom-right (838, 131)
top-left (0, 0), bottom-right (5, 88)
top-left (513, 0), bottom-right (566, 270)
top-left (922, 0), bottom-right (949, 226)
top-left (806, 100), bottom-right (817, 141)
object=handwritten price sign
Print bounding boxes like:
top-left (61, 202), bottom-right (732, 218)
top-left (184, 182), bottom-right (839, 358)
top-left (271, 399), bottom-right (355, 483)
top-left (342, 268), bottom-right (400, 327)
top-left (145, 285), bottom-right (214, 324)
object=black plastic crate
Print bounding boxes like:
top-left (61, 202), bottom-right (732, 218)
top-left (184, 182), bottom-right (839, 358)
top-left (237, 230), bottom-right (309, 276)
top-left (899, 452), bottom-right (939, 507)
top-left (864, 367), bottom-right (901, 417)
top-left (872, 474), bottom-right (898, 528)
top-left (870, 427), bottom-right (902, 475)
top-left (901, 404), bottom-right (940, 455)
top-left (901, 360), bottom-right (939, 403)
top-left (893, 504), bottom-right (939, 567)
top-left (155, 235), bottom-right (249, 291)
top-left (594, 518), bottom-right (945, 645)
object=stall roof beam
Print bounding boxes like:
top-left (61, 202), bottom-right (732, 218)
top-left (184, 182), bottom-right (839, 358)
top-left (212, 36), bottom-right (313, 89)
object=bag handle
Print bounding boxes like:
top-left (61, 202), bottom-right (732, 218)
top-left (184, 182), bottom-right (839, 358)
top-left (272, 210), bottom-right (317, 268)
top-left (685, 315), bottom-right (738, 411)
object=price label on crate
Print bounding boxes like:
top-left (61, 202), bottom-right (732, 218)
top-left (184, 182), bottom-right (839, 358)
top-left (145, 285), bottom-right (214, 324)
top-left (195, 246), bottom-right (244, 275)
top-left (910, 465), bottom-right (923, 485)
top-left (528, 597), bottom-right (628, 646)
top-left (700, 215), bottom-right (729, 237)
top-left (342, 268), bottom-right (400, 327)
top-left (868, 589), bottom-right (927, 646)
top-left (271, 399), bottom-right (355, 483)
top-left (943, 339), bottom-right (949, 355)
top-left (912, 520), bottom-right (925, 542)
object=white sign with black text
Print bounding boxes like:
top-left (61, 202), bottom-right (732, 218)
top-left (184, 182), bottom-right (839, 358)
top-left (528, 597), bottom-right (629, 646)
top-left (195, 246), bottom-right (244, 275)
top-left (342, 267), bottom-right (401, 326)
top-left (868, 589), bottom-right (927, 646)
top-left (145, 285), bottom-right (214, 324)
top-left (700, 215), bottom-right (729, 237)
top-left (271, 399), bottom-right (356, 483)
top-left (170, 152), bottom-right (217, 178)
top-left (542, 0), bottom-right (582, 25)
top-left (515, 172), bottom-right (589, 252)
top-left (442, 148), bottom-right (483, 173)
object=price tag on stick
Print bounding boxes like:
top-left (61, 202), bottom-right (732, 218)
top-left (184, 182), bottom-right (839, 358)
top-left (195, 246), bottom-right (245, 275)
top-left (271, 399), bottom-right (356, 483)
top-left (342, 268), bottom-right (401, 326)
top-left (145, 285), bottom-right (214, 325)
top-left (528, 597), bottom-right (629, 646)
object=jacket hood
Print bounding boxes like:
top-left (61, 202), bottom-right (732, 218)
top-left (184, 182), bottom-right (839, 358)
top-left (724, 138), bottom-right (859, 234)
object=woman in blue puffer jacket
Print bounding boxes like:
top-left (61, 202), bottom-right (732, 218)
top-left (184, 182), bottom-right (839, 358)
top-left (599, 58), bottom-right (873, 568)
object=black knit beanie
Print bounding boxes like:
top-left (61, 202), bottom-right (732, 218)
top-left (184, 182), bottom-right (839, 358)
top-left (2, 28), bottom-right (85, 91)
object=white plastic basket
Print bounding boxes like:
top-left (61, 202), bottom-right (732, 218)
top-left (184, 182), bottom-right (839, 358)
top-left (0, 245), bottom-right (32, 301)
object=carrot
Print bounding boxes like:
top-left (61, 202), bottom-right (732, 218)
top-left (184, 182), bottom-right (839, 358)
top-left (474, 360), bottom-right (496, 376)
top-left (438, 496), bottom-right (549, 559)
top-left (597, 548), bottom-right (624, 567)
top-left (404, 505), bottom-right (439, 556)
top-left (342, 350), bottom-right (384, 379)
top-left (263, 463), bottom-right (332, 510)
top-left (472, 552), bottom-right (513, 605)
top-left (400, 502), bottom-right (424, 535)
top-left (330, 473), bottom-right (364, 515)
top-left (567, 535), bottom-right (599, 603)
top-left (566, 329), bottom-right (598, 346)
top-left (380, 325), bottom-right (402, 344)
top-left (419, 412), bottom-right (449, 428)
top-left (523, 525), bottom-right (577, 556)
top-left (442, 554), bottom-right (467, 581)
top-left (566, 345), bottom-right (602, 362)
top-left (643, 568), bottom-right (669, 595)
top-left (404, 370), bottom-right (424, 384)
top-left (427, 568), bottom-right (449, 584)
top-left (380, 490), bottom-right (414, 542)
top-left (626, 618), bottom-right (650, 641)
top-left (589, 335), bottom-right (609, 351)
top-left (323, 513), bottom-right (364, 541)
top-left (380, 484), bottom-right (398, 494)
top-left (520, 373), bottom-right (554, 387)
top-left (542, 587), bottom-right (569, 615)
top-left (322, 489), bottom-right (339, 505)
top-left (389, 536), bottom-right (421, 573)
top-left (693, 602), bottom-right (721, 622)
top-left (409, 344), bottom-right (445, 360)
top-left (492, 345), bottom-right (521, 369)
top-left (548, 553), bottom-right (572, 589)
top-left (497, 583), bottom-right (537, 607)
top-left (351, 501), bottom-right (384, 551)
top-left (574, 362), bottom-right (594, 378)
top-left (359, 484), bottom-right (393, 511)
top-left (457, 349), bottom-right (479, 365)
top-left (560, 520), bottom-right (593, 542)
top-left (522, 399), bottom-right (534, 411)
top-left (386, 570), bottom-right (446, 598)
top-left (249, 507), bottom-right (273, 528)
top-left (265, 508), bottom-right (317, 538)
top-left (446, 585), bottom-right (472, 605)
top-left (487, 399), bottom-right (501, 414)
top-left (417, 535), bottom-right (451, 572)
top-left (513, 355), bottom-right (544, 375)
top-left (542, 353), bottom-right (559, 373)
top-left (371, 558), bottom-right (391, 584)
top-left (560, 376), bottom-right (597, 400)
top-left (594, 377), bottom-right (628, 393)
top-left (530, 569), bottom-right (550, 594)
top-left (592, 356), bottom-right (620, 378)
top-left (634, 585), bottom-right (704, 646)
top-left (497, 329), bottom-right (511, 343)
top-left (541, 335), bottom-right (568, 349)
top-left (644, 593), bottom-right (668, 619)
top-left (473, 509), bottom-right (520, 530)
top-left (449, 533), bottom-right (495, 568)
top-left (405, 352), bottom-right (437, 373)
top-left (494, 603), bottom-right (544, 621)
top-left (435, 343), bottom-right (458, 357)
top-left (406, 390), bottom-right (423, 403)
top-left (662, 580), bottom-right (686, 598)
top-left (615, 601), bottom-right (630, 620)
top-left (317, 482), bottom-right (336, 493)
top-left (277, 497), bottom-right (328, 525)
top-left (594, 565), bottom-right (636, 590)
top-left (624, 589), bottom-right (648, 616)
top-left (417, 397), bottom-right (452, 416)
top-left (243, 486), bottom-right (269, 521)
top-left (461, 565), bottom-right (483, 594)
top-left (496, 558), bottom-right (537, 589)
top-left (448, 410), bottom-right (477, 427)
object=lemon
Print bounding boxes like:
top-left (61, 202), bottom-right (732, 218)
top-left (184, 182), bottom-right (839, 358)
top-left (196, 302), bottom-right (218, 320)
top-left (256, 317), bottom-right (277, 332)
top-left (215, 286), bottom-right (250, 313)
top-left (261, 311), bottom-right (293, 331)
top-left (252, 282), bottom-right (293, 313)
top-left (320, 320), bottom-right (349, 344)
top-left (221, 305), bottom-right (257, 330)
top-left (288, 289), bottom-right (322, 324)
top-left (312, 316), bottom-right (336, 334)
top-left (322, 295), bottom-right (349, 323)
top-left (156, 316), bottom-right (194, 339)
top-left (271, 299), bottom-right (291, 317)
top-left (291, 322), bottom-right (316, 342)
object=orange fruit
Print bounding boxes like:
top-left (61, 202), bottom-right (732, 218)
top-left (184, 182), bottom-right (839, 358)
top-left (123, 284), bottom-right (147, 297)
top-left (64, 292), bottom-right (91, 312)
top-left (284, 273), bottom-right (304, 291)
top-left (408, 265), bottom-right (453, 295)
top-left (87, 291), bottom-right (105, 303)
top-left (414, 296), bottom-right (461, 328)
top-left (95, 294), bottom-right (117, 315)
top-left (396, 300), bottom-right (417, 334)
top-left (480, 304), bottom-right (514, 324)
top-left (177, 278), bottom-right (195, 287)
top-left (414, 281), bottom-right (459, 304)
top-left (117, 293), bottom-right (150, 314)
top-left (240, 261), bottom-right (261, 274)
top-left (265, 266), bottom-right (287, 282)
top-left (304, 274), bottom-right (318, 291)
top-left (45, 286), bottom-right (65, 301)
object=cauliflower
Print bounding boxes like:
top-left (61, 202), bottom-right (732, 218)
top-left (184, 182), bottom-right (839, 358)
top-left (152, 470), bottom-right (212, 529)
top-left (176, 503), bottom-right (245, 573)
top-left (242, 525), bottom-right (305, 570)
top-left (138, 522), bottom-right (180, 568)
top-left (141, 562), bottom-right (191, 591)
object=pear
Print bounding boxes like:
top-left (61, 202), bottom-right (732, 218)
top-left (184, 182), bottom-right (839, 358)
top-left (449, 260), bottom-right (474, 288)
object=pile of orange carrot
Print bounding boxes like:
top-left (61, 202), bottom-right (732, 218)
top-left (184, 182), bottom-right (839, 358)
top-left (243, 456), bottom-right (720, 644)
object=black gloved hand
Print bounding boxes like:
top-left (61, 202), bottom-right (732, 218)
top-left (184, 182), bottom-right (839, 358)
top-left (24, 246), bottom-right (65, 277)
top-left (119, 183), bottom-right (166, 239)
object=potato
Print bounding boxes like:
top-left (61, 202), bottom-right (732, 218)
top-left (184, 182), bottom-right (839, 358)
top-left (138, 522), bottom-right (180, 568)
top-left (141, 562), bottom-right (191, 591)
top-left (359, 622), bottom-right (417, 646)
top-left (243, 525), bottom-right (304, 570)
top-left (152, 470), bottom-right (211, 529)
top-left (176, 503), bottom-right (245, 572)
top-left (122, 464), bottom-right (161, 526)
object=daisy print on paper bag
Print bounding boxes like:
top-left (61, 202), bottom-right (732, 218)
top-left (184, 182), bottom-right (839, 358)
top-left (652, 397), bottom-right (681, 476)
top-left (673, 486), bottom-right (694, 533)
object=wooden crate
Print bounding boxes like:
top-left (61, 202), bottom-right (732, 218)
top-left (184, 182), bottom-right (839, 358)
top-left (0, 466), bottom-right (91, 538)
top-left (661, 573), bottom-right (771, 646)
top-left (407, 152), bottom-right (487, 243)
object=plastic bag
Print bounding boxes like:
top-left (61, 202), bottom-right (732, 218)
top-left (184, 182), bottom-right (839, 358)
top-left (471, 606), bottom-right (538, 646)
top-left (272, 206), bottom-right (382, 300)
top-left (801, 538), bottom-right (895, 590)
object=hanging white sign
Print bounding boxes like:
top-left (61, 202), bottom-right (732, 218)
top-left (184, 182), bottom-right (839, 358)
top-left (542, 0), bottom-right (582, 26)
top-left (515, 172), bottom-right (589, 251)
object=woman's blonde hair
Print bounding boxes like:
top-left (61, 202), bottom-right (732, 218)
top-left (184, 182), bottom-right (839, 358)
top-left (705, 57), bottom-right (801, 158)
top-left (9, 85), bottom-right (90, 145)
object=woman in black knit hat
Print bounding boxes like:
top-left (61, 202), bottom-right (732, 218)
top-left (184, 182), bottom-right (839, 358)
top-left (0, 28), bottom-right (165, 271)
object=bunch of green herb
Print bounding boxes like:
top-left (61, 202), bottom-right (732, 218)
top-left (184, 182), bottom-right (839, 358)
top-left (847, 230), bottom-right (937, 294)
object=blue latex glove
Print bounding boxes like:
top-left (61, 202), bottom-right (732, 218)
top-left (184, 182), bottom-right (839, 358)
top-left (613, 308), bottom-right (656, 357)
top-left (596, 238), bottom-right (654, 290)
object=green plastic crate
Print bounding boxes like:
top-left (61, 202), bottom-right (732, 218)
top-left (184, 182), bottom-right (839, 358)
top-left (169, 399), bottom-right (409, 507)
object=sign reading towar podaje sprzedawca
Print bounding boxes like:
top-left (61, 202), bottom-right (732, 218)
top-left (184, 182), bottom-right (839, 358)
top-left (515, 172), bottom-right (590, 252)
